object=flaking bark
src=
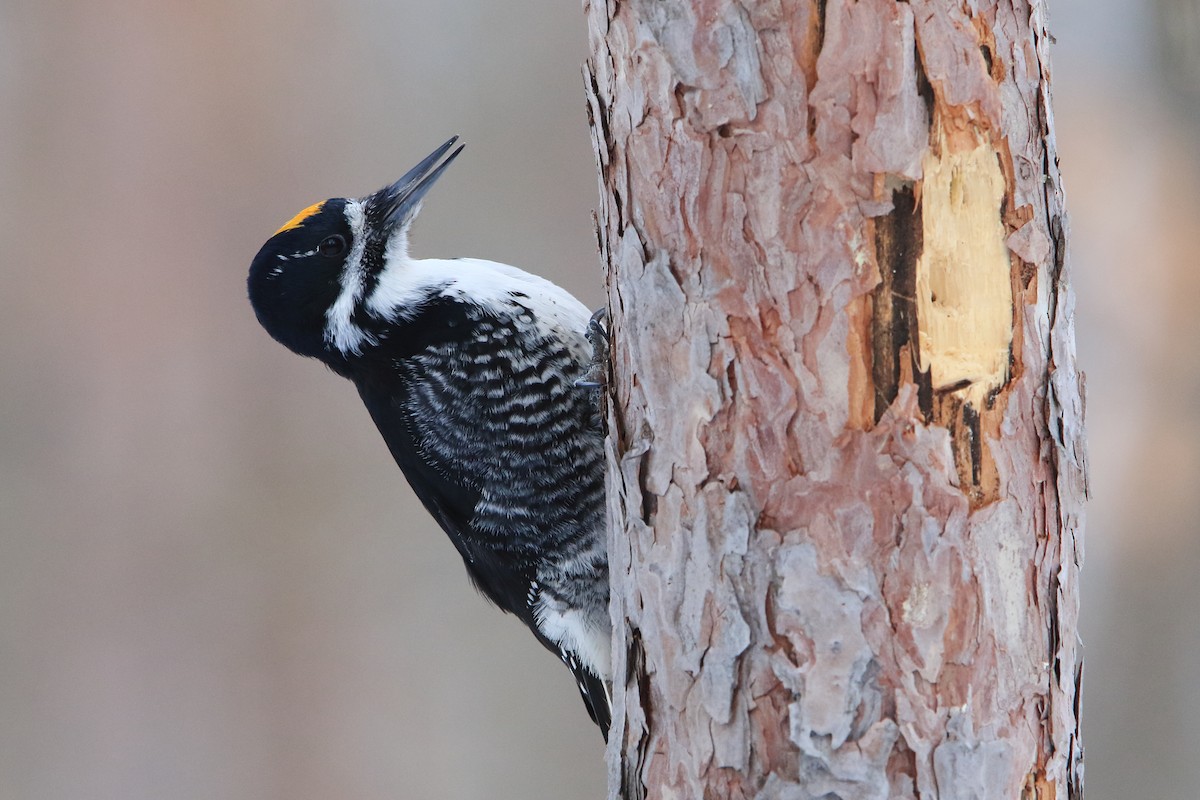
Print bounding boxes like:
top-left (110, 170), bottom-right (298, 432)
top-left (584, 1), bottom-right (1085, 798)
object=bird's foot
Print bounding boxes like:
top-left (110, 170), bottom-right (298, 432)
top-left (574, 307), bottom-right (609, 390)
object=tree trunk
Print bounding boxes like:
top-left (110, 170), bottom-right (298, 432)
top-left (584, 1), bottom-right (1085, 798)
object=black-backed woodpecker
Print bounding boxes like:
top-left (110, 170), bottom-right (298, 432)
top-left (247, 138), bottom-right (611, 739)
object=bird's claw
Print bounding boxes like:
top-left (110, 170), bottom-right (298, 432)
top-left (574, 307), bottom-right (609, 390)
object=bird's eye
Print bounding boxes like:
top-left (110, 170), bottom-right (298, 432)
top-left (318, 235), bottom-right (347, 257)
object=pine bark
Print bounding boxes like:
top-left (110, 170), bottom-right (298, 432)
top-left (584, 1), bottom-right (1085, 799)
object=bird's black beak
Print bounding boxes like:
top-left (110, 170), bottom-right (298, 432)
top-left (368, 136), bottom-right (465, 234)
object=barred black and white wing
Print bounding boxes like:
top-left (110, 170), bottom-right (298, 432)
top-left (352, 264), bottom-right (612, 738)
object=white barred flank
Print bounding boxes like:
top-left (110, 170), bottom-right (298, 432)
top-left (533, 593), bottom-right (612, 684)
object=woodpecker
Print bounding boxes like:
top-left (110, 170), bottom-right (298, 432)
top-left (247, 137), bottom-right (612, 739)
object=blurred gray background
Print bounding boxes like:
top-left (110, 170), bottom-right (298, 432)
top-left (0, 1), bottom-right (1194, 798)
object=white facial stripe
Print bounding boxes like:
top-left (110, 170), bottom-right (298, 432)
top-left (323, 204), bottom-right (594, 355)
top-left (324, 200), bottom-right (374, 354)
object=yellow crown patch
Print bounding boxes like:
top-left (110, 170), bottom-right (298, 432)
top-left (274, 201), bottom-right (325, 235)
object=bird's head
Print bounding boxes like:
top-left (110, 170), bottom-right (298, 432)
top-left (247, 137), bottom-right (464, 361)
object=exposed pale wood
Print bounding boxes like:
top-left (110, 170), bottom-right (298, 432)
top-left (915, 126), bottom-right (1014, 408)
top-left (584, 0), bottom-right (1085, 798)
